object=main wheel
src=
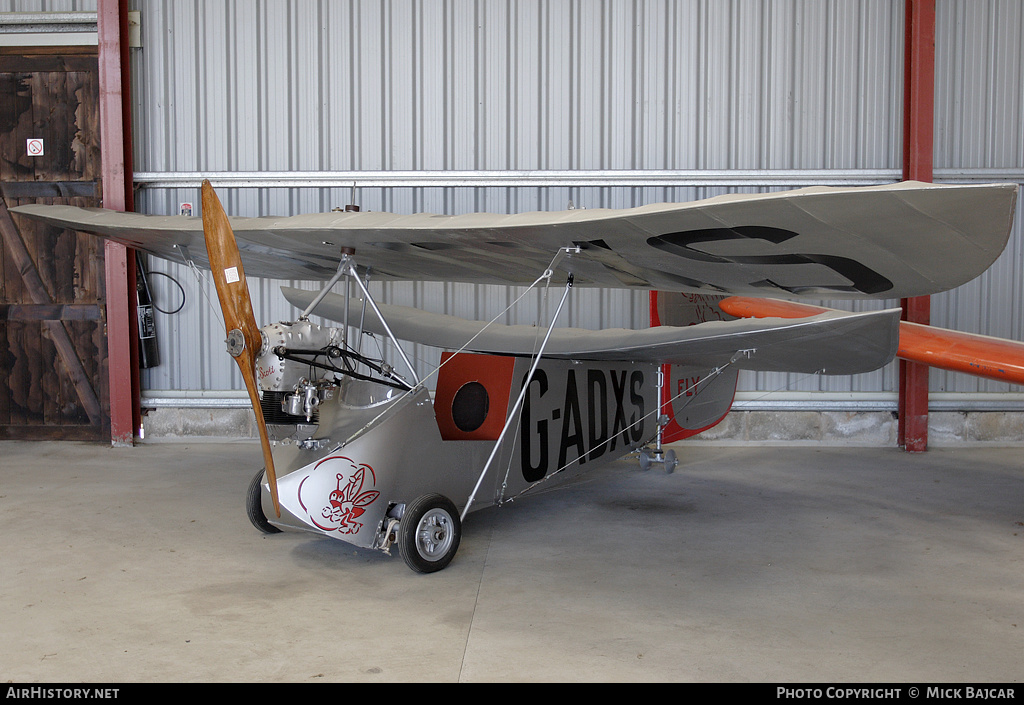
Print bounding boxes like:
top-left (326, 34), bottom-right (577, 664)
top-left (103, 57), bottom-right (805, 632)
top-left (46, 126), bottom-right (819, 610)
top-left (246, 469), bottom-right (282, 534)
top-left (399, 494), bottom-right (462, 573)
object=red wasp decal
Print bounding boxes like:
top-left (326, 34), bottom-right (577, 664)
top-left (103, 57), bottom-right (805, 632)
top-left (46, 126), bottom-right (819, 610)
top-left (298, 456), bottom-right (380, 534)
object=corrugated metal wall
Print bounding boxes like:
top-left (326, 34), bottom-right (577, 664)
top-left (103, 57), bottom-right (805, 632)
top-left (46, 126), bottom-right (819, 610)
top-left (2, 1), bottom-right (94, 12)
top-left (15, 0), bottom-right (1021, 403)
top-left (933, 0), bottom-right (1024, 395)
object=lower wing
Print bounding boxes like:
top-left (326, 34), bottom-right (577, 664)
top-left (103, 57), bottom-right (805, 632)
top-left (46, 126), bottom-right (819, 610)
top-left (719, 297), bottom-right (1024, 386)
top-left (282, 286), bottom-right (900, 376)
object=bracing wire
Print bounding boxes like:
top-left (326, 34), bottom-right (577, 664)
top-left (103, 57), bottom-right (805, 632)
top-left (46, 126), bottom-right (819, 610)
top-left (416, 248), bottom-right (571, 389)
top-left (176, 247), bottom-right (226, 330)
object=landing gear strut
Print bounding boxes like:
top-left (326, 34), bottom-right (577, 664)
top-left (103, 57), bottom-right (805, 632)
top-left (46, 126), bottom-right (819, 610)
top-left (640, 370), bottom-right (679, 473)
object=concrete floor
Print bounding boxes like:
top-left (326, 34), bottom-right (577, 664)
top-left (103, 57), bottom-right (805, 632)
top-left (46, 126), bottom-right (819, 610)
top-left (1, 440), bottom-right (1022, 683)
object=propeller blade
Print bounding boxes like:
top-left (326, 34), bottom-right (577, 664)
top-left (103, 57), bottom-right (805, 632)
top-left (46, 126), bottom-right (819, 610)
top-left (201, 180), bottom-right (280, 517)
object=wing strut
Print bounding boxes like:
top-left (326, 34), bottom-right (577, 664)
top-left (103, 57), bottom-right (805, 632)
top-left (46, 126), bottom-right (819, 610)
top-left (300, 254), bottom-right (420, 387)
top-left (347, 262), bottom-right (421, 386)
top-left (460, 272), bottom-right (575, 521)
top-left (298, 250), bottom-right (354, 320)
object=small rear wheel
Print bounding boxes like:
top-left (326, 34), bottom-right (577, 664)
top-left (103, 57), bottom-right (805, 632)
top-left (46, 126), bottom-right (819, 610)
top-left (638, 449), bottom-right (653, 471)
top-left (246, 469), bottom-right (282, 534)
top-left (664, 449), bottom-right (678, 474)
top-left (399, 494), bottom-right (461, 573)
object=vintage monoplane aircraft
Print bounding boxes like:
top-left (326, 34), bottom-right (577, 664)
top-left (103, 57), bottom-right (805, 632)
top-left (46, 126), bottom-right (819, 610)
top-left (11, 180), bottom-right (1018, 572)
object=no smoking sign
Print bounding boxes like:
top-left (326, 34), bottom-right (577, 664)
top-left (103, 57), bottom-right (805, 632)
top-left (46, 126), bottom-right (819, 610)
top-left (26, 138), bottom-right (44, 156)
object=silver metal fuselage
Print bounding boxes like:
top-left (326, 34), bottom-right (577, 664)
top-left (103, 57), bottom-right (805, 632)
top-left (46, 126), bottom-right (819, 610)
top-left (259, 357), bottom-right (660, 552)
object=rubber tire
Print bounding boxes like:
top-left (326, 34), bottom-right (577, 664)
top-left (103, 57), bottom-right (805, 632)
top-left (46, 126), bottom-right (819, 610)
top-left (246, 469), bottom-right (282, 534)
top-left (399, 494), bottom-right (462, 573)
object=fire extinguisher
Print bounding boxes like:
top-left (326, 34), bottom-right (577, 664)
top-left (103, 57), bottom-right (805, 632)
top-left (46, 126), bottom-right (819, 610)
top-left (136, 251), bottom-right (160, 369)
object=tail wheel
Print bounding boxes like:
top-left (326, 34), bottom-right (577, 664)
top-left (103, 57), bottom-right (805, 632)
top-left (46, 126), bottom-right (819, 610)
top-left (246, 469), bottom-right (282, 534)
top-left (399, 494), bottom-right (462, 573)
top-left (665, 449), bottom-right (678, 474)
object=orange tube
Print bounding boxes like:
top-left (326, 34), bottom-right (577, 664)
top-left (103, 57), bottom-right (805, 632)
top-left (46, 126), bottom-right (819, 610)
top-left (719, 297), bottom-right (829, 320)
top-left (719, 296), bottom-right (1024, 386)
top-left (897, 321), bottom-right (1024, 385)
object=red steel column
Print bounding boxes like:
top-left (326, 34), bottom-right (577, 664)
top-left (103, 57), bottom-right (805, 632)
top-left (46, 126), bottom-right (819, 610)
top-left (98, 0), bottom-right (139, 446)
top-left (899, 0), bottom-right (936, 452)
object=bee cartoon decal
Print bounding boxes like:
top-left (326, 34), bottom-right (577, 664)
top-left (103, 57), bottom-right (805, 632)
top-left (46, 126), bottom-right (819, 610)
top-left (298, 456), bottom-right (380, 535)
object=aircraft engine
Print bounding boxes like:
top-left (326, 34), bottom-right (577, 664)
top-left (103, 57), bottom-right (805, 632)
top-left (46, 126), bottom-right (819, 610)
top-left (257, 320), bottom-right (344, 392)
top-left (255, 320), bottom-right (347, 439)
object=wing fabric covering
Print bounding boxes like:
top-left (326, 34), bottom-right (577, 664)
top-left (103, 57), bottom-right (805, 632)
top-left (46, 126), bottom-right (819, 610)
top-left (11, 182), bottom-right (1018, 299)
top-left (720, 296), bottom-right (1024, 386)
top-left (281, 287), bottom-right (900, 376)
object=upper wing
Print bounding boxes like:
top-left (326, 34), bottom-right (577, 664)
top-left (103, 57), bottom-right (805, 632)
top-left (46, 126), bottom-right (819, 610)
top-left (12, 181), bottom-right (1017, 299)
top-left (282, 286), bottom-right (900, 375)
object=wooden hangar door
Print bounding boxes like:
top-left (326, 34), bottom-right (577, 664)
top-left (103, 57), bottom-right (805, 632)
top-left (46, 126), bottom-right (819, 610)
top-left (0, 49), bottom-right (109, 440)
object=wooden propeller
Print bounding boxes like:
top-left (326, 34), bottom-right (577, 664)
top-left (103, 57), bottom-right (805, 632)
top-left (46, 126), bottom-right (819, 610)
top-left (201, 180), bottom-right (280, 517)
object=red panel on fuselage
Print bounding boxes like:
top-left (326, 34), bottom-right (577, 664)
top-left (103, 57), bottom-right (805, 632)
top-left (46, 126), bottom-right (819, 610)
top-left (434, 352), bottom-right (517, 441)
